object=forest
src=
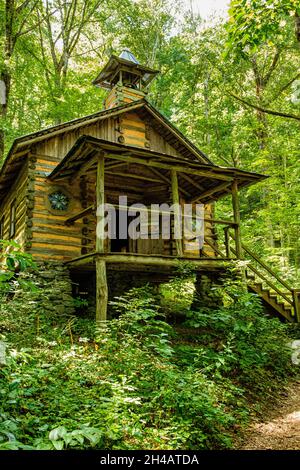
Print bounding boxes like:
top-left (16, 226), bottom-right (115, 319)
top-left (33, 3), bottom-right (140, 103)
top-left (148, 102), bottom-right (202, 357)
top-left (0, 0), bottom-right (300, 454)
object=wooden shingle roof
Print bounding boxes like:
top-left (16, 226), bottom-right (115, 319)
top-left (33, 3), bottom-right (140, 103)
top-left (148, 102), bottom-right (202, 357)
top-left (49, 135), bottom-right (268, 204)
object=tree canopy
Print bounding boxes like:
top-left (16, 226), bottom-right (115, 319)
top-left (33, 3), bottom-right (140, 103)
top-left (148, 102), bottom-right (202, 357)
top-left (0, 0), bottom-right (299, 279)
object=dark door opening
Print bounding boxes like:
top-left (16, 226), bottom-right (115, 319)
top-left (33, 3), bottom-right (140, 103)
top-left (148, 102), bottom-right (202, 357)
top-left (110, 209), bottom-right (133, 253)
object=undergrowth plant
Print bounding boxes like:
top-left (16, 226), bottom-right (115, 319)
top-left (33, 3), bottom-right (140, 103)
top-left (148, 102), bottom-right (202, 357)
top-left (0, 256), bottom-right (297, 450)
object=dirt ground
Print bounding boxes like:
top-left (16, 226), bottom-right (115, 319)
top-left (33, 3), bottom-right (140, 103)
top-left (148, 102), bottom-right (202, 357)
top-left (238, 381), bottom-right (300, 450)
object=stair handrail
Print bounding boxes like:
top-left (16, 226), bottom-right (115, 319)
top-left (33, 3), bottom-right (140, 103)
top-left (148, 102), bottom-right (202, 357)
top-left (228, 230), bottom-right (298, 317)
top-left (228, 230), bottom-right (292, 287)
top-left (244, 261), bottom-right (293, 306)
top-left (229, 244), bottom-right (293, 306)
top-left (241, 244), bottom-right (293, 292)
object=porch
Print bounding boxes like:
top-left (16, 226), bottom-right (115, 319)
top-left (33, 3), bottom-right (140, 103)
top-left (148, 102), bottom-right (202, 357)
top-left (48, 135), bottom-right (267, 321)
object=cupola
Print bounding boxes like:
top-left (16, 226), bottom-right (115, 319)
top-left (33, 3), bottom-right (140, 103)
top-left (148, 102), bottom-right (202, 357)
top-left (92, 49), bottom-right (159, 109)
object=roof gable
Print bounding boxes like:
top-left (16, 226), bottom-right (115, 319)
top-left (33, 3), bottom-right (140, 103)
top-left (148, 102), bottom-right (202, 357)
top-left (5, 99), bottom-right (212, 163)
top-left (0, 99), bottom-right (215, 201)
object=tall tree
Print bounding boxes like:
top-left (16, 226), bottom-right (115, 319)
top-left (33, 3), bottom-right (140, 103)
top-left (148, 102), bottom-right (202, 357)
top-left (35, 0), bottom-right (110, 124)
top-left (0, 0), bottom-right (40, 160)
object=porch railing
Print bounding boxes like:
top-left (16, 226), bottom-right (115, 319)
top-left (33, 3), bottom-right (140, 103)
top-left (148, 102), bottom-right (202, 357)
top-left (226, 229), bottom-right (300, 322)
top-left (64, 203), bottom-right (239, 259)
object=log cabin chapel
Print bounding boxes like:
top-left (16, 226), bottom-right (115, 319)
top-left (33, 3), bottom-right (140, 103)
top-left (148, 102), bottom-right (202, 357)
top-left (0, 50), bottom-right (299, 323)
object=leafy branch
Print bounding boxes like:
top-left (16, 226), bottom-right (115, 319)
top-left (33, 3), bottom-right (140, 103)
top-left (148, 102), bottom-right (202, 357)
top-left (228, 91), bottom-right (300, 121)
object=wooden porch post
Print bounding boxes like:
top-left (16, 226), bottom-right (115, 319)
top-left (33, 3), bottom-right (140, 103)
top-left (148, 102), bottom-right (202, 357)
top-left (96, 153), bottom-right (108, 323)
top-left (223, 226), bottom-right (231, 258)
top-left (231, 179), bottom-right (243, 259)
top-left (171, 169), bottom-right (183, 257)
top-left (292, 289), bottom-right (300, 323)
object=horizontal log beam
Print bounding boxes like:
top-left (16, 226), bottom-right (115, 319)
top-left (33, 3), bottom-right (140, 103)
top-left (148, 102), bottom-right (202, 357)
top-left (180, 173), bottom-right (205, 192)
top-left (63, 201), bottom-right (237, 226)
top-left (104, 204), bottom-right (237, 224)
top-left (65, 205), bottom-right (95, 225)
top-left (105, 171), bottom-right (163, 184)
top-left (190, 181), bottom-right (231, 204)
top-left (107, 153), bottom-right (232, 181)
top-left (71, 154), bottom-right (98, 181)
top-left (105, 162), bottom-right (128, 170)
top-left (102, 152), bottom-right (231, 181)
top-left (50, 142), bottom-right (264, 190)
top-left (65, 252), bottom-right (232, 269)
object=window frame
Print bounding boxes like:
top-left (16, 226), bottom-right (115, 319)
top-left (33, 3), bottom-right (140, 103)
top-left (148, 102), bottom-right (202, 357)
top-left (9, 200), bottom-right (16, 239)
top-left (0, 215), bottom-right (4, 240)
top-left (0, 215), bottom-right (4, 251)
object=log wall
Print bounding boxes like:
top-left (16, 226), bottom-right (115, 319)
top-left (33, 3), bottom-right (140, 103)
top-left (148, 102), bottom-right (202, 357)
top-left (1, 111), bottom-right (217, 262)
top-left (0, 163), bottom-right (28, 254)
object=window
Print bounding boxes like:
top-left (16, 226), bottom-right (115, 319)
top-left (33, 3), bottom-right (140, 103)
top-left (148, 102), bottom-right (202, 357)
top-left (0, 216), bottom-right (4, 251)
top-left (9, 200), bottom-right (16, 239)
top-left (0, 216), bottom-right (4, 240)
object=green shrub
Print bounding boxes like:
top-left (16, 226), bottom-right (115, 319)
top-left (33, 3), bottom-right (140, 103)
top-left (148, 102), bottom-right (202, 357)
top-left (0, 268), bottom-right (297, 450)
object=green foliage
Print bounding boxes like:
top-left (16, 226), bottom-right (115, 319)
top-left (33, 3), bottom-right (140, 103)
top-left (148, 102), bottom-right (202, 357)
top-left (0, 241), bottom-right (37, 292)
top-left (227, 0), bottom-right (300, 54)
top-left (109, 286), bottom-right (174, 358)
top-left (1, 0), bottom-right (300, 280)
top-left (0, 279), bottom-right (297, 450)
top-left (36, 425), bottom-right (103, 450)
top-left (183, 278), bottom-right (293, 391)
top-left (0, 1), bottom-right (300, 450)
top-left (72, 297), bottom-right (89, 308)
top-left (0, 240), bottom-right (36, 273)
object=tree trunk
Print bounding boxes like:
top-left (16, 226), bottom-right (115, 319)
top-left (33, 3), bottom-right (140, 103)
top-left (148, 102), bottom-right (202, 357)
top-left (0, 0), bottom-right (14, 161)
top-left (295, 12), bottom-right (300, 43)
top-left (253, 74), bottom-right (268, 149)
top-left (0, 67), bottom-right (12, 158)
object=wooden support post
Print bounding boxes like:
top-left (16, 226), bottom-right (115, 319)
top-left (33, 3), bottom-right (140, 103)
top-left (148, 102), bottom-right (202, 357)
top-left (223, 226), bottom-right (231, 258)
top-left (96, 257), bottom-right (108, 323)
top-left (96, 154), bottom-right (105, 253)
top-left (292, 289), bottom-right (300, 323)
top-left (231, 180), bottom-right (243, 259)
top-left (171, 169), bottom-right (183, 257)
top-left (95, 153), bottom-right (108, 323)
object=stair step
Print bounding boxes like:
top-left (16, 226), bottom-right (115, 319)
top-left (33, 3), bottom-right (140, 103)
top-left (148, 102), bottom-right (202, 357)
top-left (253, 283), bottom-right (263, 290)
top-left (282, 311), bottom-right (294, 321)
top-left (269, 294), bottom-right (278, 300)
top-left (246, 272), bottom-right (255, 280)
top-left (246, 268), bottom-right (298, 323)
top-left (262, 288), bottom-right (271, 294)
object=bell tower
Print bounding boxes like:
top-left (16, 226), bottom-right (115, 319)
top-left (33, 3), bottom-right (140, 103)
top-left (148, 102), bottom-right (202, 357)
top-left (92, 49), bottom-right (159, 109)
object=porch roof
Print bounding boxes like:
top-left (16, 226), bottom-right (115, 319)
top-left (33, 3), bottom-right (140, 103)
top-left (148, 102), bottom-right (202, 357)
top-left (48, 135), bottom-right (268, 204)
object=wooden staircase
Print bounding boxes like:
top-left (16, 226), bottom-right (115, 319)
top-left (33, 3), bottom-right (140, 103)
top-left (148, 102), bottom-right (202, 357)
top-left (227, 232), bottom-right (300, 323)
top-left (246, 276), bottom-right (295, 322)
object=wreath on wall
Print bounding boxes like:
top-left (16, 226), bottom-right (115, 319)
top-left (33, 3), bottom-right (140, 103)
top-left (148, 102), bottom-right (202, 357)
top-left (45, 186), bottom-right (74, 215)
top-left (49, 191), bottom-right (70, 211)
